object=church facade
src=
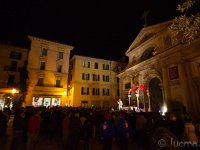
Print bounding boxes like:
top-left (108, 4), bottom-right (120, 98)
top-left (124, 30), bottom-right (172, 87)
top-left (117, 21), bottom-right (200, 119)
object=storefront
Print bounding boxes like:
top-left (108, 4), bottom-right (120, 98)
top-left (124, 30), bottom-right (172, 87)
top-left (32, 96), bottom-right (61, 107)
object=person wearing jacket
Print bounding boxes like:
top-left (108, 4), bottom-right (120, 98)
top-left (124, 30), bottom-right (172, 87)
top-left (100, 112), bottom-right (115, 150)
top-left (117, 112), bottom-right (132, 150)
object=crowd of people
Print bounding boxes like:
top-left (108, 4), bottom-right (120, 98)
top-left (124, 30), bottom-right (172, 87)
top-left (0, 106), bottom-right (200, 150)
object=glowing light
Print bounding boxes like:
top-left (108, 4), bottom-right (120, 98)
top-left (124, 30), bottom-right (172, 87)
top-left (12, 88), bottom-right (17, 94)
top-left (63, 91), bottom-right (67, 96)
top-left (161, 105), bottom-right (168, 116)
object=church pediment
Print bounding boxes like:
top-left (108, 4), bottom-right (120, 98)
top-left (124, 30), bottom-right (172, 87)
top-left (126, 21), bottom-right (172, 55)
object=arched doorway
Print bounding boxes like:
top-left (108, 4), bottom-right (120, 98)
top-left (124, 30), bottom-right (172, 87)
top-left (149, 77), bottom-right (163, 112)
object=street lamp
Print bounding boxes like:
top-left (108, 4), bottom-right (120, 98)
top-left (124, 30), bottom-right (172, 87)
top-left (11, 88), bottom-right (17, 94)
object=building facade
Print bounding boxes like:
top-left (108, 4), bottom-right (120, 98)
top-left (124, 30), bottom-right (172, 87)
top-left (0, 44), bottom-right (28, 110)
top-left (117, 21), bottom-right (200, 119)
top-left (68, 55), bottom-right (126, 107)
top-left (25, 36), bottom-right (74, 107)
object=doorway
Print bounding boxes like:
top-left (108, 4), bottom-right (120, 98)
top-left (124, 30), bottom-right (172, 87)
top-left (149, 78), bottom-right (163, 112)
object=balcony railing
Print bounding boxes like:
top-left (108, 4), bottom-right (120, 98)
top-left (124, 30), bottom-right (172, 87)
top-left (36, 83), bottom-right (63, 88)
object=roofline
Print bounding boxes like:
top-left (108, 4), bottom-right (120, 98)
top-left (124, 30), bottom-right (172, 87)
top-left (28, 35), bottom-right (74, 50)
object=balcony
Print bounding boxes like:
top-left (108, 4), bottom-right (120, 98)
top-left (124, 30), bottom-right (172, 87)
top-left (36, 83), bottom-right (63, 88)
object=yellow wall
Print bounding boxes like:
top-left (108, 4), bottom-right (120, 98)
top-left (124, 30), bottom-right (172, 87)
top-left (69, 55), bottom-right (126, 107)
top-left (25, 36), bottom-right (73, 106)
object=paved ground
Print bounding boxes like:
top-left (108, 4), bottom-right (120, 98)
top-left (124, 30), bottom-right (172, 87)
top-left (0, 117), bottom-right (143, 150)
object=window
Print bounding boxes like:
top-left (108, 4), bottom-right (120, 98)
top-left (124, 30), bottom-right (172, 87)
top-left (82, 73), bottom-right (90, 80)
top-left (93, 74), bottom-right (100, 81)
top-left (95, 63), bottom-right (98, 69)
top-left (11, 61), bottom-right (18, 71)
top-left (117, 78), bottom-right (119, 83)
top-left (103, 75), bottom-right (109, 82)
top-left (40, 62), bottom-right (46, 70)
top-left (125, 83), bottom-right (131, 89)
top-left (83, 61), bottom-right (90, 68)
top-left (9, 51), bottom-right (22, 60)
top-left (8, 75), bottom-right (15, 85)
top-left (81, 87), bottom-right (89, 95)
top-left (103, 88), bottom-right (110, 96)
top-left (117, 66), bottom-right (122, 72)
top-left (41, 48), bottom-right (48, 56)
top-left (55, 79), bottom-right (61, 87)
top-left (103, 64), bottom-right (109, 70)
top-left (58, 52), bottom-right (64, 59)
top-left (57, 65), bottom-right (62, 72)
top-left (37, 78), bottom-right (44, 86)
top-left (92, 88), bottom-right (100, 95)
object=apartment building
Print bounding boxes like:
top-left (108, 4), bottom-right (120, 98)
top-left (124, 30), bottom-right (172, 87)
top-left (68, 55), bottom-right (127, 107)
top-left (26, 36), bottom-right (74, 107)
top-left (0, 44), bottom-right (28, 109)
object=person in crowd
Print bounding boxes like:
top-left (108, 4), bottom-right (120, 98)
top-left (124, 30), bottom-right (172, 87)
top-left (117, 112), bottom-right (132, 150)
top-left (62, 112), bottom-right (71, 149)
top-left (10, 108), bottom-right (26, 150)
top-left (26, 108), bottom-right (42, 150)
top-left (0, 110), bottom-right (8, 137)
top-left (135, 113), bottom-right (148, 148)
top-left (184, 117), bottom-right (198, 144)
top-left (165, 114), bottom-right (184, 140)
top-left (195, 118), bottom-right (200, 143)
top-left (100, 111), bottom-right (115, 150)
top-left (68, 112), bottom-right (82, 150)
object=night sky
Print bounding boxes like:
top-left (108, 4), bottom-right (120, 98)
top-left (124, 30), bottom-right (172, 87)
top-left (0, 0), bottom-right (180, 61)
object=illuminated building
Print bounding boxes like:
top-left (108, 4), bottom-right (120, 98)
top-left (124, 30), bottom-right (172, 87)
top-left (117, 21), bottom-right (200, 119)
top-left (25, 36), bottom-right (74, 107)
top-left (68, 55), bottom-right (126, 107)
top-left (0, 44), bottom-right (27, 109)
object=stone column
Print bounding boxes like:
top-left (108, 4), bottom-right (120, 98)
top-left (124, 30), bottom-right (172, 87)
top-left (162, 67), bottom-right (171, 106)
top-left (178, 61), bottom-right (196, 119)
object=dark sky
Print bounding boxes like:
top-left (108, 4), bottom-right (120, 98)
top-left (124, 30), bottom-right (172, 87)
top-left (0, 0), bottom-right (180, 61)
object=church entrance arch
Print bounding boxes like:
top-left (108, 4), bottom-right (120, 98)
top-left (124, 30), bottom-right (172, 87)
top-left (149, 77), bottom-right (163, 112)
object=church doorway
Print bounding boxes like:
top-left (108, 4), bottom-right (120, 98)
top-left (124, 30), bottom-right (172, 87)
top-left (149, 77), bottom-right (163, 112)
